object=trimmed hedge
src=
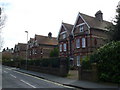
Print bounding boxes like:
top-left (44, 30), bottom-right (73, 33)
top-left (90, 41), bottom-right (120, 83)
top-left (3, 57), bottom-right (69, 69)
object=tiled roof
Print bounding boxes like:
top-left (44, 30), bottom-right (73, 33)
top-left (15, 43), bottom-right (27, 51)
top-left (62, 22), bottom-right (73, 34)
top-left (79, 12), bottom-right (112, 31)
top-left (35, 34), bottom-right (58, 45)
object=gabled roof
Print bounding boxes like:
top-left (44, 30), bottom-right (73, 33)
top-left (79, 12), bottom-right (112, 31)
top-left (18, 43), bottom-right (27, 51)
top-left (35, 34), bottom-right (58, 45)
top-left (62, 22), bottom-right (74, 35)
top-left (57, 22), bottom-right (73, 39)
top-left (14, 43), bottom-right (27, 51)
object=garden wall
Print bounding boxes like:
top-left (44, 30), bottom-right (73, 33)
top-left (78, 63), bottom-right (98, 81)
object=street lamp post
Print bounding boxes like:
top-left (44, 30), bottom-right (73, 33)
top-left (25, 31), bottom-right (28, 70)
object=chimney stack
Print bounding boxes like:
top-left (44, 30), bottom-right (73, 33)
top-left (48, 32), bottom-right (52, 38)
top-left (95, 10), bottom-right (103, 21)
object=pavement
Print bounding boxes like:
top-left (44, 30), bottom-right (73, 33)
top-left (15, 68), bottom-right (119, 90)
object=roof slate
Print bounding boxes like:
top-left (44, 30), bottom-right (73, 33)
top-left (14, 43), bottom-right (27, 51)
top-left (35, 34), bottom-right (58, 45)
top-left (62, 22), bottom-right (73, 34)
top-left (79, 12), bottom-right (112, 31)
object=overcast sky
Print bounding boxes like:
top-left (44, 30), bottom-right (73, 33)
top-left (0, 0), bottom-right (120, 50)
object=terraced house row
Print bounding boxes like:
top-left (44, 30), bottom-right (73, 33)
top-left (57, 10), bottom-right (112, 67)
top-left (13, 32), bottom-right (58, 60)
top-left (3, 10), bottom-right (112, 68)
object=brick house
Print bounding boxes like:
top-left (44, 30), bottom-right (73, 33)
top-left (57, 22), bottom-right (73, 57)
top-left (28, 32), bottom-right (58, 60)
top-left (14, 43), bottom-right (27, 60)
top-left (58, 10), bottom-right (112, 67)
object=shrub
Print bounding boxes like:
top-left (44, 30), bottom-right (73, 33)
top-left (50, 48), bottom-right (59, 57)
top-left (90, 41), bottom-right (120, 83)
top-left (82, 56), bottom-right (91, 70)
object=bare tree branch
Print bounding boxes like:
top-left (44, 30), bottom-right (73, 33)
top-left (0, 7), bottom-right (7, 51)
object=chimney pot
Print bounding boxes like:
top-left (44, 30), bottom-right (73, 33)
top-left (95, 10), bottom-right (103, 21)
top-left (48, 32), bottom-right (52, 38)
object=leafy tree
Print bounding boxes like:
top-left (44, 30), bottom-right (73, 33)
top-left (90, 41), bottom-right (120, 83)
top-left (109, 6), bottom-right (120, 41)
top-left (50, 48), bottom-right (59, 57)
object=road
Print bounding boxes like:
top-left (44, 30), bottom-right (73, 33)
top-left (2, 65), bottom-right (75, 89)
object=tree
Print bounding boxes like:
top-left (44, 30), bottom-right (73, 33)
top-left (50, 48), bottom-right (59, 57)
top-left (0, 7), bottom-right (7, 51)
top-left (90, 41), bottom-right (120, 83)
top-left (0, 7), bottom-right (6, 29)
top-left (109, 6), bottom-right (120, 41)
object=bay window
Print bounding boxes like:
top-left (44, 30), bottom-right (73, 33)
top-left (59, 44), bottom-right (62, 52)
top-left (82, 38), bottom-right (86, 48)
top-left (63, 43), bottom-right (67, 51)
top-left (76, 39), bottom-right (80, 48)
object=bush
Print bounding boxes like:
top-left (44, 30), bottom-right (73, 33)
top-left (90, 41), bottom-right (120, 83)
top-left (50, 48), bottom-right (59, 57)
top-left (82, 56), bottom-right (91, 70)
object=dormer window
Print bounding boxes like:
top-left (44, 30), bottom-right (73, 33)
top-left (62, 34), bottom-right (66, 39)
top-left (80, 25), bottom-right (84, 32)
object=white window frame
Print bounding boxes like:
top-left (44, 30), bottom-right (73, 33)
top-left (82, 38), bottom-right (86, 48)
top-left (80, 25), bottom-right (84, 32)
top-left (76, 39), bottom-right (80, 48)
top-left (63, 43), bottom-right (67, 51)
top-left (33, 49), bottom-right (35, 54)
top-left (76, 56), bottom-right (80, 66)
top-left (62, 34), bottom-right (66, 39)
top-left (59, 44), bottom-right (62, 52)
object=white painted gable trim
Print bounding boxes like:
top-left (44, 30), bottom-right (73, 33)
top-left (71, 12), bottom-right (90, 37)
top-left (60, 31), bottom-right (67, 35)
top-left (76, 23), bottom-right (85, 28)
top-left (79, 13), bottom-right (90, 29)
top-left (57, 22), bottom-right (67, 40)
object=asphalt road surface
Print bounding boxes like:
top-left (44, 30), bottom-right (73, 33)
top-left (2, 65), bottom-right (76, 89)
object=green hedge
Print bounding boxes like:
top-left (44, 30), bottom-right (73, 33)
top-left (90, 41), bottom-right (120, 83)
top-left (20, 57), bottom-right (62, 68)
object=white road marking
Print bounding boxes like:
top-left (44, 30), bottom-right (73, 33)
top-left (10, 74), bottom-right (17, 78)
top-left (14, 71), bottom-right (73, 88)
top-left (4, 71), bottom-right (8, 73)
top-left (20, 79), bottom-right (36, 88)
